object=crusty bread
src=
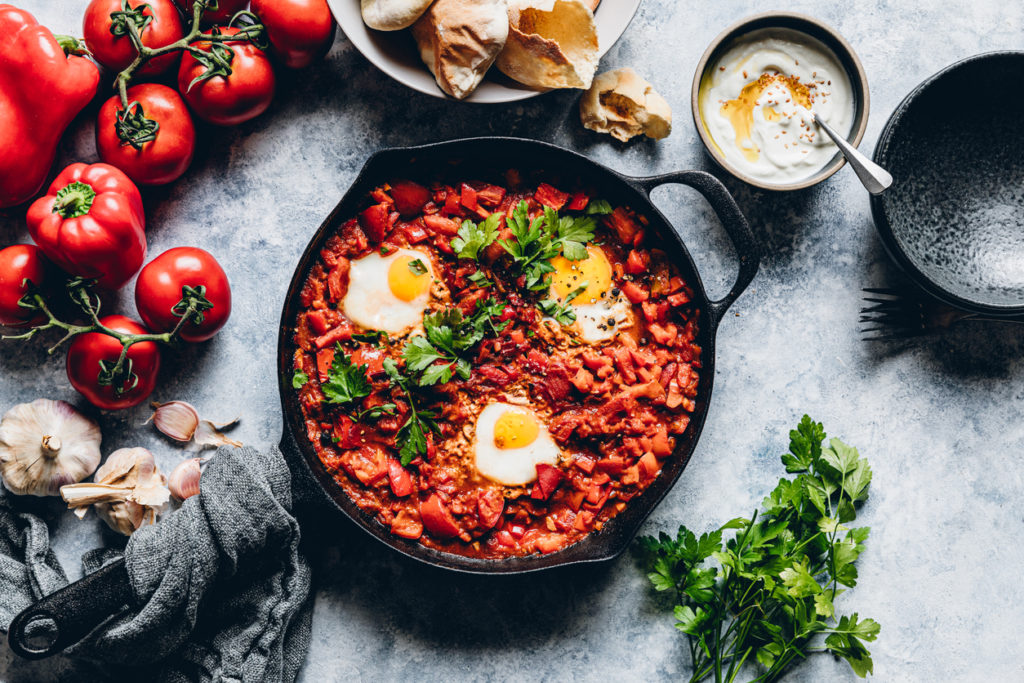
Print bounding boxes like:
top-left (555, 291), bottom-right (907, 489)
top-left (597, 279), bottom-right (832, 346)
top-left (580, 68), bottom-right (672, 141)
top-left (496, 0), bottom-right (599, 90)
top-left (411, 0), bottom-right (509, 99)
top-left (361, 0), bottom-right (434, 31)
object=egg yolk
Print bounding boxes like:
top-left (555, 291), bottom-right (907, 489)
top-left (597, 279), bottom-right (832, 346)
top-left (549, 245), bottom-right (612, 305)
top-left (387, 255), bottom-right (431, 302)
top-left (493, 411), bottom-right (540, 450)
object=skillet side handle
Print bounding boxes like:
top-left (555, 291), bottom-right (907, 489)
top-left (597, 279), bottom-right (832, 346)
top-left (633, 171), bottom-right (761, 328)
top-left (7, 558), bottom-right (131, 660)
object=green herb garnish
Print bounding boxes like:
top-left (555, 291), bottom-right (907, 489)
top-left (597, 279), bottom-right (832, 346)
top-left (352, 330), bottom-right (387, 346)
top-left (383, 358), bottom-right (439, 466)
top-left (321, 345), bottom-right (373, 406)
top-left (637, 416), bottom-right (879, 682)
top-left (500, 201), bottom-right (596, 291)
top-left (467, 270), bottom-right (493, 287)
top-left (585, 199), bottom-right (613, 215)
top-left (292, 370), bottom-right (309, 389)
top-left (401, 299), bottom-right (509, 386)
top-left (408, 258), bottom-right (428, 275)
top-left (537, 283), bottom-right (587, 326)
top-left (452, 212), bottom-right (503, 260)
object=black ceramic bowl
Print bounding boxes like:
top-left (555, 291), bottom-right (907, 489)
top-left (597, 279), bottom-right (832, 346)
top-left (871, 51), bottom-right (1024, 315)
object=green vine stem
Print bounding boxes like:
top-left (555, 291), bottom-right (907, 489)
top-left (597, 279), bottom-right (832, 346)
top-left (4, 279), bottom-right (211, 396)
top-left (114, 0), bottom-right (266, 112)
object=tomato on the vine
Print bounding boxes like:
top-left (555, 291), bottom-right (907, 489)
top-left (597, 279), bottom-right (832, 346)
top-left (97, 84), bottom-right (197, 186)
top-left (250, 0), bottom-right (336, 69)
top-left (66, 315), bottom-right (161, 411)
top-left (173, 0), bottom-right (248, 24)
top-left (83, 0), bottom-right (185, 75)
top-left (0, 245), bottom-right (52, 328)
top-left (177, 26), bottom-right (276, 126)
top-left (136, 247), bottom-right (232, 343)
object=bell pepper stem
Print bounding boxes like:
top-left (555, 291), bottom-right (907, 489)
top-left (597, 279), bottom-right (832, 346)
top-left (52, 182), bottom-right (97, 219)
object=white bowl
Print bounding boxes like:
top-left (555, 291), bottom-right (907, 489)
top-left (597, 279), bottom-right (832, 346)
top-left (327, 0), bottom-right (643, 103)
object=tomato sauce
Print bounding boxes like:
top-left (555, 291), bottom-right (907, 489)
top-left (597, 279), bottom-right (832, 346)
top-left (292, 176), bottom-right (701, 559)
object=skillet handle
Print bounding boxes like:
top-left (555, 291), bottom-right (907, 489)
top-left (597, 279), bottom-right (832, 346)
top-left (7, 558), bottom-right (131, 660)
top-left (632, 171), bottom-right (761, 328)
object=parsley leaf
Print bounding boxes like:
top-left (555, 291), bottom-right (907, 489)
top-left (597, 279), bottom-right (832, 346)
top-left (585, 199), bottom-right (613, 215)
top-left (352, 330), bottom-right (387, 345)
top-left (537, 283), bottom-right (587, 326)
top-left (408, 259), bottom-right (428, 275)
top-left (467, 270), bottom-right (493, 287)
top-left (321, 346), bottom-right (373, 406)
top-left (401, 301), bottom-right (508, 387)
top-left (382, 358), bottom-right (439, 465)
top-left (636, 416), bottom-right (879, 682)
top-left (451, 212), bottom-right (503, 260)
top-left (499, 200), bottom-right (596, 291)
top-left (292, 370), bottom-right (309, 389)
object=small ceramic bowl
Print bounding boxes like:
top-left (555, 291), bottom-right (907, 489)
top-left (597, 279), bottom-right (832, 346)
top-left (691, 12), bottom-right (870, 191)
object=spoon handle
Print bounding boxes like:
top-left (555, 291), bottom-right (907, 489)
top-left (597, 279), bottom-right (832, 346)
top-left (813, 113), bottom-right (893, 195)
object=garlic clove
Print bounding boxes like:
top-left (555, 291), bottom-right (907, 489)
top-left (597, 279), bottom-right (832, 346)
top-left (194, 420), bottom-right (242, 449)
top-left (62, 447), bottom-right (170, 536)
top-left (0, 399), bottom-right (102, 497)
top-left (168, 458), bottom-right (203, 500)
top-left (148, 401), bottom-right (200, 442)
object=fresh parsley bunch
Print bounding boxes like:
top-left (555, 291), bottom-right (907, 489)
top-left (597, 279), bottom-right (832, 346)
top-left (637, 416), bottom-right (880, 682)
top-left (402, 299), bottom-right (509, 386)
top-left (500, 201), bottom-right (596, 290)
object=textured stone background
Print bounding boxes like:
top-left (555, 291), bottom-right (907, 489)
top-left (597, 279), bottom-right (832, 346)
top-left (2, 0), bottom-right (1023, 681)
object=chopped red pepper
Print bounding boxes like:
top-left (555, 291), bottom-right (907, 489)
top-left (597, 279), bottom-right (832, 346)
top-left (358, 203), bottom-right (394, 243)
top-left (420, 494), bottom-right (461, 538)
top-left (530, 463), bottom-right (564, 500)
top-left (390, 180), bottom-right (430, 216)
top-left (316, 348), bottom-right (334, 382)
top-left (388, 458), bottom-right (414, 497)
top-left (567, 192), bottom-right (589, 211)
top-left (534, 183), bottom-right (569, 210)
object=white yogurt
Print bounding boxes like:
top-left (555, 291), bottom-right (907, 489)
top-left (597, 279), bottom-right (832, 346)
top-left (699, 28), bottom-right (855, 185)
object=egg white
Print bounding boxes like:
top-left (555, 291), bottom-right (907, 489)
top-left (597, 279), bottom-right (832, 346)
top-left (567, 294), bottom-right (635, 343)
top-left (474, 403), bottom-right (560, 486)
top-left (341, 248), bottom-right (433, 334)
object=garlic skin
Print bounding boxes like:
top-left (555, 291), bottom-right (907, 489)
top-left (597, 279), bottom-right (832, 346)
top-left (148, 401), bottom-right (242, 449)
top-left (61, 447), bottom-right (170, 536)
top-left (0, 399), bottom-right (102, 497)
top-left (168, 458), bottom-right (202, 500)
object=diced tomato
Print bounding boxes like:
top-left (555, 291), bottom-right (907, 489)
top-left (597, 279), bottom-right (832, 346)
top-left (358, 203), bottom-right (393, 243)
top-left (351, 346), bottom-right (386, 378)
top-left (621, 281), bottom-right (649, 304)
top-left (391, 180), bottom-right (430, 217)
top-left (316, 348), bottom-right (335, 382)
top-left (591, 471), bottom-right (611, 486)
top-left (596, 456), bottom-right (626, 474)
top-left (625, 250), bottom-right (650, 275)
top-left (400, 220), bottom-right (429, 244)
top-left (442, 193), bottom-right (462, 216)
top-left (667, 276), bottom-right (686, 293)
top-left (573, 454), bottom-right (596, 473)
top-left (433, 235), bottom-right (455, 255)
top-left (307, 309), bottom-right (332, 336)
top-left (605, 207), bottom-right (639, 244)
top-left (652, 425), bottom-right (673, 456)
top-left (327, 261), bottom-right (349, 302)
top-left (477, 489), bottom-right (504, 529)
top-left (331, 416), bottom-right (361, 449)
top-left (506, 522), bottom-right (526, 539)
top-left (566, 490), bottom-right (586, 511)
top-left (570, 367), bottom-right (594, 393)
top-left (614, 348), bottom-right (637, 384)
top-left (641, 301), bottom-right (669, 324)
top-left (534, 183), bottom-right (569, 210)
top-left (388, 458), bottom-right (414, 497)
top-left (573, 509), bottom-right (595, 531)
top-left (314, 320), bottom-right (354, 348)
top-left (391, 509), bottom-right (423, 539)
top-left (476, 184), bottom-right (506, 208)
top-left (460, 183), bottom-right (479, 212)
top-left (420, 494), bottom-right (461, 538)
top-left (648, 322), bottom-right (678, 346)
top-left (495, 529), bottom-right (516, 547)
top-left (534, 533), bottom-right (566, 554)
top-left (423, 214), bottom-right (461, 236)
top-left (639, 452), bottom-right (660, 480)
top-left (667, 291), bottom-right (691, 307)
top-left (341, 446), bottom-right (388, 486)
top-left (530, 463), bottom-right (564, 500)
top-left (567, 192), bottom-right (589, 211)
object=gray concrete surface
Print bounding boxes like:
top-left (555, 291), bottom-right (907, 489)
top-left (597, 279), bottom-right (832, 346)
top-left (1, 0), bottom-right (1022, 681)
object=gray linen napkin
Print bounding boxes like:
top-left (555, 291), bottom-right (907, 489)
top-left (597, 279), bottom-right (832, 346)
top-left (0, 445), bottom-right (313, 682)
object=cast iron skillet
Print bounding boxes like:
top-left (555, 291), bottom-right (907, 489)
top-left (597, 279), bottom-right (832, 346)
top-left (7, 137), bottom-right (759, 659)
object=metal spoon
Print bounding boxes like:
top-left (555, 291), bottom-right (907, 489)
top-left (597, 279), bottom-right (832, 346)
top-left (813, 112), bottom-right (893, 195)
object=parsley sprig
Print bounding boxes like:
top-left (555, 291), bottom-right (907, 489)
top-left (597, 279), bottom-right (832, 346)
top-left (402, 299), bottom-right (509, 386)
top-left (637, 416), bottom-right (879, 682)
top-left (537, 283), bottom-right (587, 326)
top-left (321, 346), bottom-right (373, 406)
top-left (500, 201), bottom-right (596, 291)
top-left (452, 213), bottom-right (503, 260)
top-left (383, 358), bottom-right (438, 465)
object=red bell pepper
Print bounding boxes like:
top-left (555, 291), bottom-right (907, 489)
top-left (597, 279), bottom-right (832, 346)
top-left (0, 5), bottom-right (100, 208)
top-left (26, 163), bottom-right (146, 290)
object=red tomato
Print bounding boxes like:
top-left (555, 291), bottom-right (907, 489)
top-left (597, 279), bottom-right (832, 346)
top-left (83, 0), bottom-right (184, 75)
top-left (177, 27), bottom-right (276, 126)
top-left (0, 245), bottom-right (52, 328)
top-left (173, 0), bottom-right (248, 24)
top-left (477, 489), bottom-right (504, 530)
top-left (135, 247), bottom-right (231, 343)
top-left (250, 0), bottom-right (336, 69)
top-left (97, 84), bottom-right (196, 186)
top-left (419, 494), bottom-right (461, 538)
top-left (66, 315), bottom-right (161, 410)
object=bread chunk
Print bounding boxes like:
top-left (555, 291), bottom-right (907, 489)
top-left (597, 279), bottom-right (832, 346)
top-left (580, 68), bottom-right (672, 141)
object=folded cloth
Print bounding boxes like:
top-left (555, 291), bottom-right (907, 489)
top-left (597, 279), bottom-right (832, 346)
top-left (0, 445), bottom-right (313, 683)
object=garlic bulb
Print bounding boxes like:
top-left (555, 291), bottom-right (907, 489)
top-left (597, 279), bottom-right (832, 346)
top-left (147, 401), bottom-right (242, 449)
top-left (168, 458), bottom-right (203, 500)
top-left (61, 447), bottom-right (170, 536)
top-left (0, 399), bottom-right (102, 496)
